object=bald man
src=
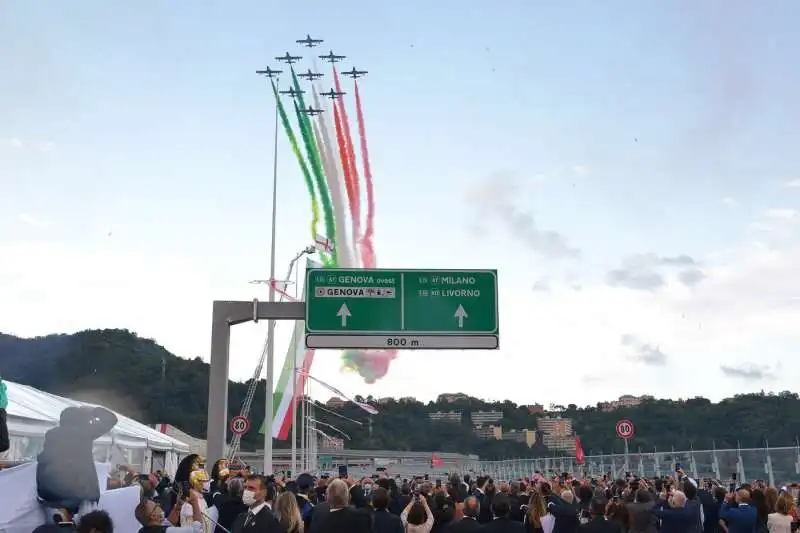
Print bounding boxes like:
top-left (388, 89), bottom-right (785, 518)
top-left (310, 479), bottom-right (370, 533)
top-left (446, 496), bottom-right (481, 533)
top-left (719, 489), bottom-right (758, 533)
top-left (651, 490), bottom-right (698, 533)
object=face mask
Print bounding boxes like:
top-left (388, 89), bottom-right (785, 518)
top-left (242, 490), bottom-right (257, 506)
top-left (203, 481), bottom-right (211, 492)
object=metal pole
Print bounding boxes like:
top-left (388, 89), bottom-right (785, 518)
top-left (624, 439), bottom-right (629, 472)
top-left (291, 264), bottom-right (298, 477)
top-left (263, 78), bottom-right (280, 475)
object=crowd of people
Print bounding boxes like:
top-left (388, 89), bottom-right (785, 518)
top-left (39, 454), bottom-right (799, 533)
top-left (2, 374), bottom-right (799, 533)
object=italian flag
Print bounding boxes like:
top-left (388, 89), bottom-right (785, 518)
top-left (258, 259), bottom-right (318, 439)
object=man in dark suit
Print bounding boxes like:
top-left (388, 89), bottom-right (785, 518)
top-left (310, 479), bottom-right (370, 533)
top-left (472, 476), bottom-right (492, 523)
top-left (480, 494), bottom-right (524, 533)
top-left (446, 496), bottom-right (481, 533)
top-left (579, 498), bottom-right (623, 533)
top-left (231, 475), bottom-right (285, 533)
top-left (718, 490), bottom-right (758, 533)
top-left (372, 487), bottom-right (403, 533)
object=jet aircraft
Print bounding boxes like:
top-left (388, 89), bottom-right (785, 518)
top-left (299, 105), bottom-right (324, 116)
top-left (275, 52), bottom-right (302, 64)
top-left (319, 50), bottom-right (346, 63)
top-left (279, 87), bottom-right (305, 98)
top-left (255, 66), bottom-right (282, 78)
top-left (297, 69), bottom-right (324, 81)
top-left (342, 67), bottom-right (368, 79)
top-left (297, 34), bottom-right (323, 48)
top-left (322, 88), bottom-right (346, 100)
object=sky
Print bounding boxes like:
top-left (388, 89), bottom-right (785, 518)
top-left (2, 0), bottom-right (800, 409)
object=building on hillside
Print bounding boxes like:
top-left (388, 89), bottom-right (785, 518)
top-left (470, 410), bottom-right (503, 426)
top-left (599, 394), bottom-right (650, 412)
top-left (501, 429), bottom-right (537, 447)
top-left (536, 416), bottom-right (572, 437)
top-left (319, 435), bottom-right (345, 450)
top-left (438, 393), bottom-right (471, 403)
top-left (326, 397), bottom-right (346, 408)
top-left (543, 434), bottom-right (576, 453)
top-left (399, 396), bottom-right (417, 403)
top-left (474, 425), bottom-right (502, 440)
top-left (428, 411), bottom-right (462, 423)
top-left (523, 404), bottom-right (545, 414)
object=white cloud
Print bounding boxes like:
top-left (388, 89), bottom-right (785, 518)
top-left (784, 179), bottom-right (800, 188)
top-left (721, 197), bottom-right (739, 207)
top-left (570, 164), bottom-right (590, 177)
top-left (2, 137), bottom-right (56, 153)
top-left (17, 213), bottom-right (49, 228)
top-left (765, 208), bottom-right (798, 221)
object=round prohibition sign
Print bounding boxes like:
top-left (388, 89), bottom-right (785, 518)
top-left (230, 416), bottom-right (250, 436)
top-left (615, 419), bottom-right (635, 440)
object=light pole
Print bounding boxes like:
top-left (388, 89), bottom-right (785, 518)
top-left (251, 244), bottom-right (315, 475)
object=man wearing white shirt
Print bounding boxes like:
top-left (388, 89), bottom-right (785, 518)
top-left (135, 488), bottom-right (205, 533)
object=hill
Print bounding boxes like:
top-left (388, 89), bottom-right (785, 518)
top-left (1, 329), bottom-right (799, 459)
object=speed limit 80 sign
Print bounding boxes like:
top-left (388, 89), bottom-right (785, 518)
top-left (230, 416), bottom-right (250, 436)
top-left (615, 419), bottom-right (635, 440)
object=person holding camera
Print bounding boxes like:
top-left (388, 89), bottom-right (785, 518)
top-left (401, 489), bottom-right (434, 533)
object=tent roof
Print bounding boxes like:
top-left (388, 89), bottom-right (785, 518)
top-left (4, 380), bottom-right (190, 452)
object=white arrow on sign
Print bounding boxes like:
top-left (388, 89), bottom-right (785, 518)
top-left (337, 303), bottom-right (351, 327)
top-left (454, 305), bottom-right (468, 328)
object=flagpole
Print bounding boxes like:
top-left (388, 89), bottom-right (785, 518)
top-left (291, 264), bottom-right (298, 477)
top-left (264, 76), bottom-right (280, 475)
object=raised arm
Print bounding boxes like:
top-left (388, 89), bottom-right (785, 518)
top-left (87, 406), bottom-right (118, 439)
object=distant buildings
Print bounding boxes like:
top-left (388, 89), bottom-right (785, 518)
top-left (537, 416), bottom-right (576, 453)
top-left (536, 416), bottom-right (572, 437)
top-left (326, 397), bottom-right (346, 408)
top-left (501, 429), bottom-right (537, 447)
top-left (438, 393), bottom-right (471, 403)
top-left (599, 395), bottom-right (651, 412)
top-left (474, 425), bottom-right (502, 440)
top-left (523, 404), bottom-right (545, 414)
top-left (319, 435), bottom-right (345, 450)
top-left (428, 411), bottom-right (462, 423)
top-left (471, 410), bottom-right (504, 426)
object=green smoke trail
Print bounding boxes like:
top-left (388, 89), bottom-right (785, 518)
top-left (290, 68), bottom-right (338, 266)
top-left (270, 79), bottom-right (319, 239)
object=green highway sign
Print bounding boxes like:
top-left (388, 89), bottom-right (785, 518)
top-left (304, 269), bottom-right (499, 350)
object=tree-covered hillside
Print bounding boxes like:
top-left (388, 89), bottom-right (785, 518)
top-left (1, 329), bottom-right (798, 459)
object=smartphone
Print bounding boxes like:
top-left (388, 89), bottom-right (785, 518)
top-left (435, 479), bottom-right (442, 488)
top-left (675, 463), bottom-right (681, 472)
top-left (338, 465), bottom-right (348, 478)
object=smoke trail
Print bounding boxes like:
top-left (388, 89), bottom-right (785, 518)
top-left (312, 86), bottom-right (354, 267)
top-left (353, 80), bottom-right (376, 268)
top-left (332, 102), bottom-right (360, 264)
top-left (270, 79), bottom-right (319, 239)
top-left (290, 69), bottom-right (338, 265)
top-left (333, 67), bottom-right (362, 247)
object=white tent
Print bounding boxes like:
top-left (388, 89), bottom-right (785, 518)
top-left (3, 380), bottom-right (189, 475)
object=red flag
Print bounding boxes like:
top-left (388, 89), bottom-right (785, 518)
top-left (431, 453), bottom-right (444, 468)
top-left (575, 436), bottom-right (585, 465)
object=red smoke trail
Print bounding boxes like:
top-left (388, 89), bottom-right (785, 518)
top-left (333, 67), bottom-right (362, 243)
top-left (354, 80), bottom-right (376, 268)
top-left (333, 103), bottom-right (358, 252)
